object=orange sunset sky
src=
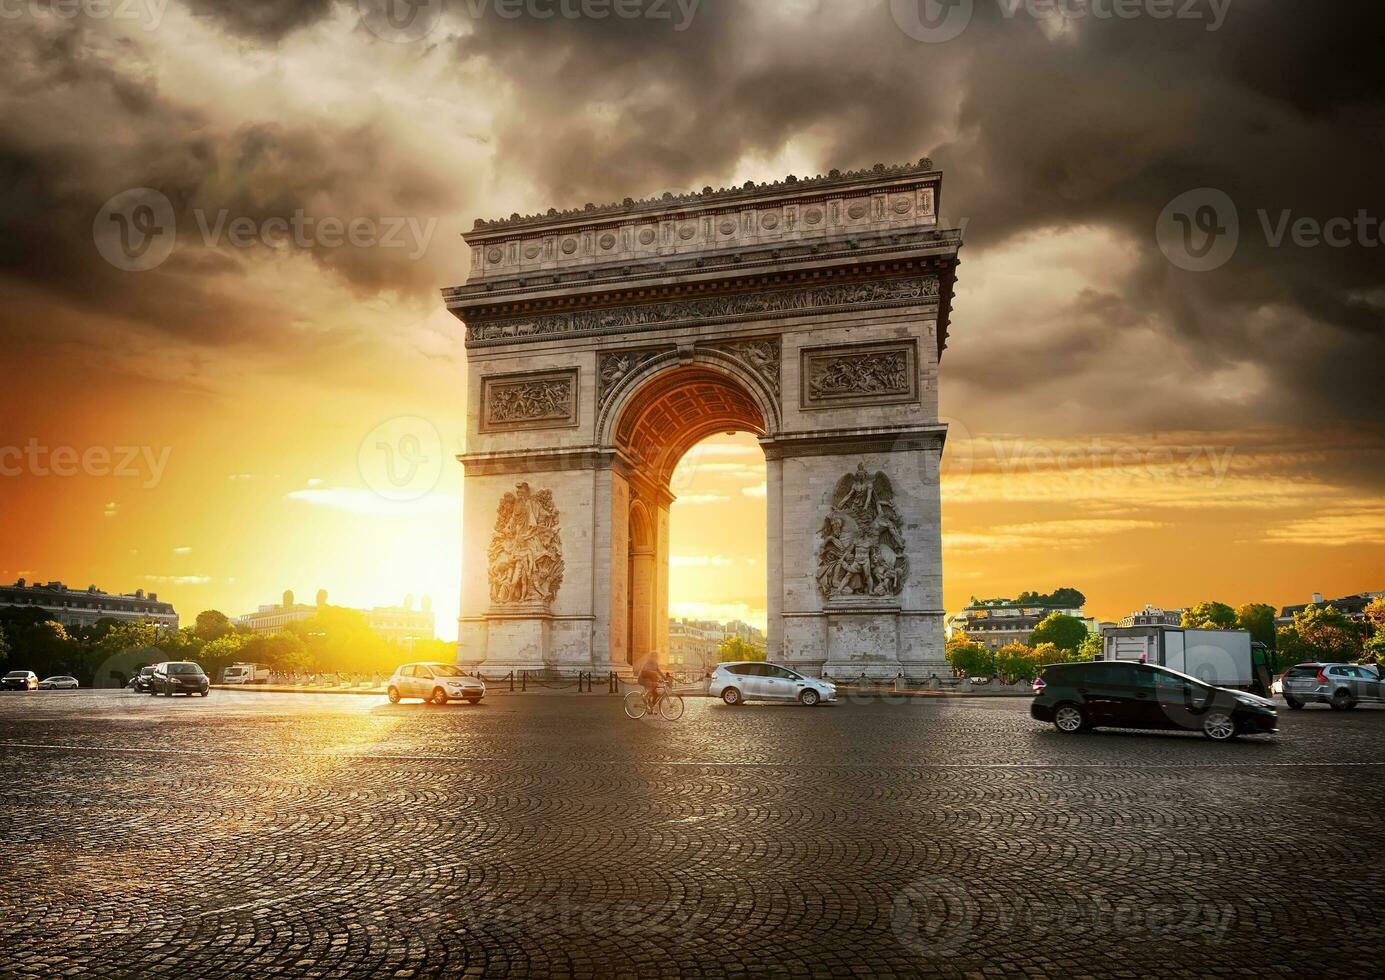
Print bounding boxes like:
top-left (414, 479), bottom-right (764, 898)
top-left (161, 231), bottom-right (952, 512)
top-left (2, 5), bottom-right (1382, 641)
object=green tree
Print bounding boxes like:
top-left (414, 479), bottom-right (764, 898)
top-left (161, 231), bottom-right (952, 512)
top-left (1028, 612), bottom-right (1089, 652)
top-left (0, 622), bottom-right (8, 667)
top-left (200, 633), bottom-right (248, 679)
top-left (1235, 602), bottom-right (1277, 650)
top-left (1182, 601), bottom-right (1238, 630)
top-left (240, 631), bottom-right (311, 672)
top-left (945, 632), bottom-right (994, 678)
top-left (1076, 632), bottom-right (1103, 662)
top-left (1015, 588), bottom-right (1086, 608)
top-left (995, 641), bottom-right (1042, 683)
top-left (1277, 605), bottom-right (1363, 664)
top-left (1362, 597), bottom-right (1385, 637)
top-left (717, 635), bottom-right (765, 663)
top-left (194, 610), bottom-right (234, 642)
top-left (1362, 631), bottom-right (1385, 664)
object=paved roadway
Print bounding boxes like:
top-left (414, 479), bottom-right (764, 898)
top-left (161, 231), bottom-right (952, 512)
top-left (1, 689), bottom-right (1382, 978)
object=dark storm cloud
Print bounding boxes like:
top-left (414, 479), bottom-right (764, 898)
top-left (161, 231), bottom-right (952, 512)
top-left (0, 14), bottom-right (459, 352)
top-left (0, 1), bottom-right (1380, 484)
top-left (183, 0), bottom-right (336, 41)
top-left (449, 0), bottom-right (1383, 475)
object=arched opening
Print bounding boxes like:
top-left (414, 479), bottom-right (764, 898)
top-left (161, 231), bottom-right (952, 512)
top-left (610, 364), bottom-right (770, 670)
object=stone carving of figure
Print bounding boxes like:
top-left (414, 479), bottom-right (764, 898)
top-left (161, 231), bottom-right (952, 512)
top-left (488, 482), bottom-right (565, 604)
top-left (816, 465), bottom-right (907, 601)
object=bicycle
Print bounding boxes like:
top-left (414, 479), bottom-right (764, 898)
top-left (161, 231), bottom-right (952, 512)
top-left (624, 677), bottom-right (685, 720)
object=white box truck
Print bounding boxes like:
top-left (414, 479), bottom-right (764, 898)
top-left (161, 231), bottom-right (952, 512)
top-left (221, 662), bottom-right (271, 685)
top-left (1103, 626), bottom-right (1273, 695)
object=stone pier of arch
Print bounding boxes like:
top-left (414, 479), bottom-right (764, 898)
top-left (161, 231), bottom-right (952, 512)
top-left (445, 160), bottom-right (962, 683)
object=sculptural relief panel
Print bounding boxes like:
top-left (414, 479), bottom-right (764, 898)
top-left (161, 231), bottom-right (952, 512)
top-left (488, 482), bottom-right (565, 606)
top-left (800, 340), bottom-right (919, 409)
top-left (480, 369), bottom-right (579, 432)
top-left (815, 464), bottom-right (909, 602)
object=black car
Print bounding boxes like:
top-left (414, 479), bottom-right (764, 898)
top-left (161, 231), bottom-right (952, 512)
top-left (150, 661), bottom-right (210, 697)
top-left (1031, 660), bottom-right (1277, 741)
top-left (130, 666), bottom-right (157, 693)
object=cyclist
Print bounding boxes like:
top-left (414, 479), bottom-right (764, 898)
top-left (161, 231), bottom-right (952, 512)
top-left (637, 654), bottom-right (669, 710)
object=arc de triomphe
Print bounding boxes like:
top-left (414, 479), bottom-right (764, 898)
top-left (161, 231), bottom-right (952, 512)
top-left (446, 160), bottom-right (962, 682)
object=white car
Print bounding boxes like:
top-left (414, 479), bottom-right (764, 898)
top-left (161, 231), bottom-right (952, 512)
top-left (38, 676), bottom-right (79, 690)
top-left (387, 662), bottom-right (485, 705)
top-left (710, 662), bottom-right (837, 706)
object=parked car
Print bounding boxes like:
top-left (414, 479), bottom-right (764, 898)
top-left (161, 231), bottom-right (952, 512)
top-left (2, 670), bottom-right (39, 691)
top-left (1281, 662), bottom-right (1383, 710)
top-left (150, 661), bottom-right (210, 697)
top-left (387, 663), bottom-right (485, 705)
top-left (129, 666), bottom-right (157, 693)
top-left (1031, 660), bottom-right (1278, 741)
top-left (38, 676), bottom-right (79, 690)
top-left (709, 662), bottom-right (838, 706)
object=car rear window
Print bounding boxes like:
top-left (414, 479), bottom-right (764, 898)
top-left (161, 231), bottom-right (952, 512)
top-left (1286, 666), bottom-right (1321, 678)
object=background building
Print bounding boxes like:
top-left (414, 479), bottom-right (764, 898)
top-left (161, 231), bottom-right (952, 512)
top-left (1277, 591), bottom-right (1384, 626)
top-left (0, 578), bottom-right (178, 630)
top-left (364, 597), bottom-right (435, 646)
top-left (668, 618), bottom-right (767, 673)
top-left (947, 597), bottom-right (1095, 650)
top-left (238, 589), bottom-right (435, 646)
top-left (1118, 604), bottom-right (1185, 627)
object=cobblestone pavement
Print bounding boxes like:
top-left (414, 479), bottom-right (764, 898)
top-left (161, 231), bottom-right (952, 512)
top-left (2, 690), bottom-right (1383, 978)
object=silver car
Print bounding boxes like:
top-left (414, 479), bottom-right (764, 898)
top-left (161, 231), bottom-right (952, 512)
top-left (1282, 662), bottom-right (1383, 710)
top-left (709, 662), bottom-right (837, 706)
top-left (387, 662), bottom-right (486, 705)
top-left (38, 676), bottom-right (79, 690)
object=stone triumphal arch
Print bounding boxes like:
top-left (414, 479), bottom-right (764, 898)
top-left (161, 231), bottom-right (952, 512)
top-left (446, 160), bottom-right (962, 681)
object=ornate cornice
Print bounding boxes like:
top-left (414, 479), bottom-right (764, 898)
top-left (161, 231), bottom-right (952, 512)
top-left (469, 159), bottom-right (936, 233)
top-left (463, 268), bottom-right (941, 348)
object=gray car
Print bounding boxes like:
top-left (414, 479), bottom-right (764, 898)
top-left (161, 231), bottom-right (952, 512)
top-left (1282, 662), bottom-right (1383, 710)
top-left (709, 662), bottom-right (837, 706)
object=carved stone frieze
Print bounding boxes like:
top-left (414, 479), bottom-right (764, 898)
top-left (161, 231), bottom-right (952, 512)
top-left (708, 338), bottom-right (781, 400)
top-left (816, 464), bottom-right (908, 601)
top-left (597, 347), bottom-right (673, 411)
top-left (488, 482), bottom-right (564, 606)
top-left (480, 370), bottom-right (578, 431)
top-left (801, 340), bottom-right (919, 409)
top-left (466, 275), bottom-right (939, 345)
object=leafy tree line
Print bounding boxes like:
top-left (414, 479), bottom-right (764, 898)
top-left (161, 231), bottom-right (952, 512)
top-left (943, 599), bottom-right (1385, 683)
top-left (0, 605), bottom-right (451, 686)
top-left (1182, 598), bottom-right (1385, 670)
top-left (945, 612), bottom-right (1099, 684)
